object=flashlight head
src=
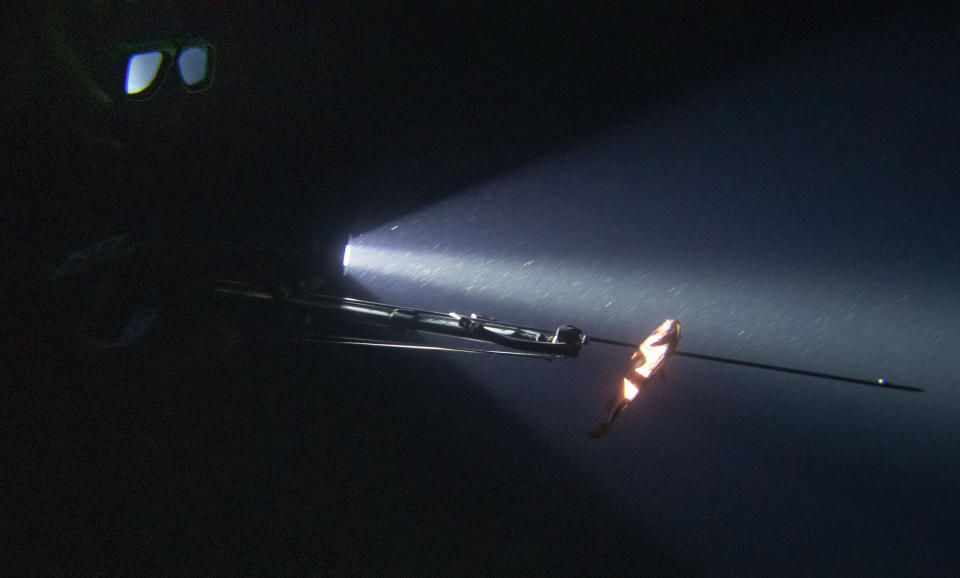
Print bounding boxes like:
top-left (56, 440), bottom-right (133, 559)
top-left (342, 236), bottom-right (353, 275)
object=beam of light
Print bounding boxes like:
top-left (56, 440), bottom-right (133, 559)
top-left (340, 236), bottom-right (952, 394)
top-left (329, 16), bottom-right (960, 575)
top-left (341, 242), bottom-right (671, 324)
top-left (623, 377), bottom-right (640, 401)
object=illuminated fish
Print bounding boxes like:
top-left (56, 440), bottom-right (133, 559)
top-left (590, 319), bottom-right (680, 438)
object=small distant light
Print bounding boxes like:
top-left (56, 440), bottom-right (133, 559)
top-left (391, 225), bottom-right (399, 231)
top-left (878, 378), bottom-right (885, 384)
top-left (342, 243), bottom-right (352, 269)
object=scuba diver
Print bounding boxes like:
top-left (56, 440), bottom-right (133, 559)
top-left (2, 0), bottom-right (261, 353)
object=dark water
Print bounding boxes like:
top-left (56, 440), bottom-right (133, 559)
top-left (5, 3), bottom-right (958, 575)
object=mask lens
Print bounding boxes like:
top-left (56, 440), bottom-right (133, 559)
top-left (177, 46), bottom-right (209, 88)
top-left (125, 51), bottom-right (164, 94)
